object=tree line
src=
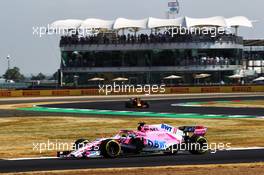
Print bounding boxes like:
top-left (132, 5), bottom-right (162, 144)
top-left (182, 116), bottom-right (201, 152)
top-left (1, 67), bottom-right (57, 82)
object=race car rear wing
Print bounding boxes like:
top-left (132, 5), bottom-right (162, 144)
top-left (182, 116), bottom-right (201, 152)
top-left (178, 126), bottom-right (207, 136)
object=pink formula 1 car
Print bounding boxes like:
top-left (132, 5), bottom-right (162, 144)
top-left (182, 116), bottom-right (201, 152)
top-left (57, 123), bottom-right (208, 158)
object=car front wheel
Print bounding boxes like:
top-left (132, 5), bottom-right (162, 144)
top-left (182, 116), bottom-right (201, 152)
top-left (100, 139), bottom-right (121, 158)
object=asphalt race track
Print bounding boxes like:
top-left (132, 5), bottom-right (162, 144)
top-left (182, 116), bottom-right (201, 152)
top-left (40, 96), bottom-right (264, 116)
top-left (0, 94), bottom-right (264, 173)
top-left (1, 149), bottom-right (264, 173)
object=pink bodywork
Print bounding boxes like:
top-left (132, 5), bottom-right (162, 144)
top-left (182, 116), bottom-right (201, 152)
top-left (69, 124), bottom-right (207, 158)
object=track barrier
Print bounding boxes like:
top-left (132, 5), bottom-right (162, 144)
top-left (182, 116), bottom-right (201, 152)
top-left (0, 85), bottom-right (263, 98)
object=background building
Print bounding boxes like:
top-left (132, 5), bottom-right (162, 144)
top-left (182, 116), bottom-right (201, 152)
top-left (51, 16), bottom-right (254, 86)
top-left (244, 40), bottom-right (264, 75)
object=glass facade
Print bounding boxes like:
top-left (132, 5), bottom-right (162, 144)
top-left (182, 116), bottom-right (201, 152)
top-left (60, 48), bottom-right (243, 86)
top-left (61, 49), bottom-right (242, 68)
top-left (244, 50), bottom-right (264, 74)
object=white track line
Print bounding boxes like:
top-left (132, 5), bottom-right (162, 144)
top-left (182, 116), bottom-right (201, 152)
top-left (97, 110), bottom-right (113, 112)
top-left (7, 157), bottom-right (58, 161)
top-left (257, 116), bottom-right (264, 119)
top-left (225, 147), bottom-right (264, 151)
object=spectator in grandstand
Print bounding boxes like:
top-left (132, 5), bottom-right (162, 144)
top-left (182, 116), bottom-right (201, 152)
top-left (59, 31), bottom-right (238, 47)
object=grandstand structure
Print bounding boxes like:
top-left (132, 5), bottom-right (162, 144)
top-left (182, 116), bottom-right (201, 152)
top-left (244, 40), bottom-right (264, 75)
top-left (50, 16), bottom-right (254, 86)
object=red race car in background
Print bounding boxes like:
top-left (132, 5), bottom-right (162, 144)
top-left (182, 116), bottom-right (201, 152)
top-left (125, 98), bottom-right (150, 108)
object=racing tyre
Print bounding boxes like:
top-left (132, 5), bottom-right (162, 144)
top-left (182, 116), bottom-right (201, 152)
top-left (142, 102), bottom-right (150, 108)
top-left (73, 139), bottom-right (89, 150)
top-left (100, 139), bottom-right (121, 158)
top-left (189, 136), bottom-right (208, 155)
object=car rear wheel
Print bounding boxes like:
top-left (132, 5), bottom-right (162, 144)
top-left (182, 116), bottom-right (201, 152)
top-left (143, 103), bottom-right (149, 108)
top-left (189, 136), bottom-right (208, 154)
top-left (100, 139), bottom-right (121, 158)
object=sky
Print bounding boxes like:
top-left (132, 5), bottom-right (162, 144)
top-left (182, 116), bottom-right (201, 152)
top-left (0, 0), bottom-right (263, 75)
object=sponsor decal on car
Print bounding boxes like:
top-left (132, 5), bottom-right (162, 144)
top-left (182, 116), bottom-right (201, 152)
top-left (147, 139), bottom-right (166, 149)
